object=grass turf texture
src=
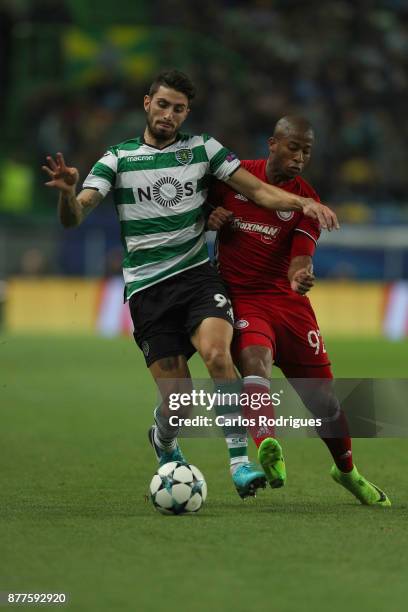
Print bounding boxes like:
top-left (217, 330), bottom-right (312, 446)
top-left (1, 335), bottom-right (408, 611)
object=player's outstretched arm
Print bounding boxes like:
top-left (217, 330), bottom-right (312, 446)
top-left (42, 152), bottom-right (102, 227)
top-left (288, 256), bottom-right (315, 295)
top-left (225, 167), bottom-right (339, 231)
top-left (58, 188), bottom-right (103, 228)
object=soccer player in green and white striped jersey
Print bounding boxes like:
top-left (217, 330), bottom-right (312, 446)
top-left (42, 70), bottom-right (338, 499)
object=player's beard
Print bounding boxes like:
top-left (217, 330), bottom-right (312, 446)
top-left (145, 113), bottom-right (177, 143)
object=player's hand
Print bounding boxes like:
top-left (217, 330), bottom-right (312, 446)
top-left (207, 207), bottom-right (234, 231)
top-left (301, 198), bottom-right (339, 231)
top-left (42, 152), bottom-right (79, 193)
top-left (290, 264), bottom-right (315, 295)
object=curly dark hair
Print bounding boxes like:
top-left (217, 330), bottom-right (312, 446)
top-left (148, 70), bottom-right (196, 103)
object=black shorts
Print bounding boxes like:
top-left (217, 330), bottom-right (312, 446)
top-left (129, 261), bottom-right (234, 367)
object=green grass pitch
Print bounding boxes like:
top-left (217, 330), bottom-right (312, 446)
top-left (1, 335), bottom-right (408, 611)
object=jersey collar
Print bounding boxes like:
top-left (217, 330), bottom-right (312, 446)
top-left (140, 132), bottom-right (182, 151)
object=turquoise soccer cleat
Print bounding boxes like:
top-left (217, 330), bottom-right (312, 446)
top-left (331, 465), bottom-right (391, 507)
top-left (232, 462), bottom-right (267, 499)
top-left (258, 437), bottom-right (286, 489)
top-left (148, 426), bottom-right (188, 466)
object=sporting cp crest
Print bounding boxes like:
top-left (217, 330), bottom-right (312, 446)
top-left (175, 148), bottom-right (193, 165)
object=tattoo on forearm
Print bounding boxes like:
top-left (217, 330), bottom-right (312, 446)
top-left (59, 188), bottom-right (101, 227)
top-left (58, 191), bottom-right (82, 225)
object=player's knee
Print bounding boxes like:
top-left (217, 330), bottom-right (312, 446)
top-left (242, 356), bottom-right (270, 379)
top-left (305, 386), bottom-right (339, 420)
top-left (239, 346), bottom-right (272, 378)
top-left (201, 345), bottom-right (232, 376)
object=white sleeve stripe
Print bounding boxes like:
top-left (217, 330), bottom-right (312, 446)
top-left (83, 175), bottom-right (111, 197)
top-left (99, 153), bottom-right (117, 171)
top-left (226, 163), bottom-right (241, 178)
top-left (214, 158), bottom-right (240, 182)
top-left (294, 228), bottom-right (317, 245)
top-left (204, 137), bottom-right (223, 159)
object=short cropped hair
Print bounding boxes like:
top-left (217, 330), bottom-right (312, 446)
top-left (148, 70), bottom-right (196, 103)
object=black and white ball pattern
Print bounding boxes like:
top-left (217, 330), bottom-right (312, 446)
top-left (150, 462), bottom-right (207, 515)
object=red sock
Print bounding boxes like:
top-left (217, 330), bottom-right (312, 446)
top-left (241, 376), bottom-right (275, 448)
top-left (281, 364), bottom-right (354, 473)
top-left (322, 437), bottom-right (353, 472)
top-left (321, 411), bottom-right (353, 472)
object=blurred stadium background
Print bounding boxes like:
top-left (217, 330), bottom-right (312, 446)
top-left (2, 3), bottom-right (408, 611)
top-left (1, 0), bottom-right (408, 341)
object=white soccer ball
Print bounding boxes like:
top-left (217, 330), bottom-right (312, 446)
top-left (149, 461), bottom-right (207, 515)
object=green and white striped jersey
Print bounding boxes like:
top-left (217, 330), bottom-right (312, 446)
top-left (83, 133), bottom-right (240, 300)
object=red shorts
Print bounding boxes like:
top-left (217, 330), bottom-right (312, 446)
top-left (231, 291), bottom-right (331, 373)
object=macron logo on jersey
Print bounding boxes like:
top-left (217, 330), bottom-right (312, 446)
top-left (232, 217), bottom-right (280, 242)
top-left (234, 193), bottom-right (248, 201)
top-left (126, 155), bottom-right (155, 162)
